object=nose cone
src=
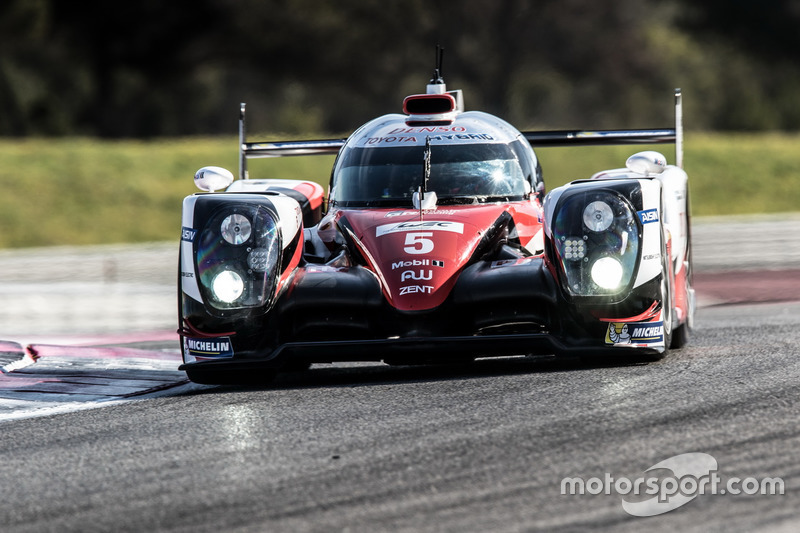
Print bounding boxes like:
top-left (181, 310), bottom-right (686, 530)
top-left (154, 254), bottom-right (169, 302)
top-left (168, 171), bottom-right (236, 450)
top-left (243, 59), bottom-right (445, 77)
top-left (343, 207), bottom-right (506, 311)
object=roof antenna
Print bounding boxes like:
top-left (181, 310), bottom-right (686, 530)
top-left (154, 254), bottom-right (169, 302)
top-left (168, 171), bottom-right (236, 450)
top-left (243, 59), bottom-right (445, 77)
top-left (427, 45), bottom-right (446, 94)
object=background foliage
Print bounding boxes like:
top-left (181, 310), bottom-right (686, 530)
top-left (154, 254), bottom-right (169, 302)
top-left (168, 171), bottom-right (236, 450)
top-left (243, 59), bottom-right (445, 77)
top-left (1, 1), bottom-right (799, 248)
top-left (3, 0), bottom-right (800, 137)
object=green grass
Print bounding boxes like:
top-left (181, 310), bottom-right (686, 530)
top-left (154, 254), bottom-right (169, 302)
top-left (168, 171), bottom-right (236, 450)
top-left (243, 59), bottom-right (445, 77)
top-left (536, 132), bottom-right (800, 215)
top-left (0, 133), bottom-right (798, 248)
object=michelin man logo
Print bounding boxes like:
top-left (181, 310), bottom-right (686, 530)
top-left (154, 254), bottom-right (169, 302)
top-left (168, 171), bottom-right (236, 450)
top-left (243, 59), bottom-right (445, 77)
top-left (605, 321), bottom-right (664, 346)
top-left (607, 323), bottom-right (631, 344)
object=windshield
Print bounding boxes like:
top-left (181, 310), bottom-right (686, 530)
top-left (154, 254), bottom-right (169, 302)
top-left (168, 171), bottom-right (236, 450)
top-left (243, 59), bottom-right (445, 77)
top-left (332, 143), bottom-right (528, 206)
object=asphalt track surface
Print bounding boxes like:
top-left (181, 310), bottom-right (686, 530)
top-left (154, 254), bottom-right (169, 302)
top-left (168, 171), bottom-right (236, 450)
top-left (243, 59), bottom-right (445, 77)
top-left (0, 214), bottom-right (798, 532)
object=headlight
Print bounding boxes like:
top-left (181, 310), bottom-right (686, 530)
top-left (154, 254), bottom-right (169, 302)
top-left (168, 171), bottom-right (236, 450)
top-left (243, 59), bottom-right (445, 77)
top-left (583, 201), bottom-right (614, 232)
top-left (196, 204), bottom-right (282, 311)
top-left (591, 256), bottom-right (624, 290)
top-left (553, 188), bottom-right (639, 297)
top-left (211, 270), bottom-right (245, 303)
top-left (220, 214), bottom-right (252, 245)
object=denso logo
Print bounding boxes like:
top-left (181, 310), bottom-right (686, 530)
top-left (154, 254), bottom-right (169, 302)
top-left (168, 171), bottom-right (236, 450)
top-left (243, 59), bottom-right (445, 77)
top-left (388, 126), bottom-right (467, 134)
top-left (376, 221), bottom-right (464, 236)
top-left (400, 270), bottom-right (433, 282)
top-left (638, 209), bottom-right (659, 224)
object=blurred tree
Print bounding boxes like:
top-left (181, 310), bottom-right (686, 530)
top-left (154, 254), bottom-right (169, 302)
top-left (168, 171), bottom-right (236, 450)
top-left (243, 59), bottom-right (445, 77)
top-left (1, 0), bottom-right (800, 136)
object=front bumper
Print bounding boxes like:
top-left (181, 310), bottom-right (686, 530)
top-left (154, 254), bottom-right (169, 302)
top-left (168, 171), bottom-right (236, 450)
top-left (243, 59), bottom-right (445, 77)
top-left (178, 331), bottom-right (663, 372)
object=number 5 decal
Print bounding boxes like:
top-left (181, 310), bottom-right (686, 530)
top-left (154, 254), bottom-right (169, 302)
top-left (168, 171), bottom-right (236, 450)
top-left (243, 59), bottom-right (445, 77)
top-left (404, 232), bottom-right (434, 254)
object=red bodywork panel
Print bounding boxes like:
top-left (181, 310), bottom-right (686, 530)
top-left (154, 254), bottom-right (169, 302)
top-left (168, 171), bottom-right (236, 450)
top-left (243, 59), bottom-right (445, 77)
top-left (325, 202), bottom-right (543, 311)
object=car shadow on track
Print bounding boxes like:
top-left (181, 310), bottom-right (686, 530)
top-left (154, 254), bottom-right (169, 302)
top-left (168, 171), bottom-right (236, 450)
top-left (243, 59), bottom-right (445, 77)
top-left (183, 354), bottom-right (659, 394)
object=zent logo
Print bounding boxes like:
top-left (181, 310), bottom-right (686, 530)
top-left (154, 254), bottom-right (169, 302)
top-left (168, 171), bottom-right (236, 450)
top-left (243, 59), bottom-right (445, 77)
top-left (399, 285), bottom-right (434, 295)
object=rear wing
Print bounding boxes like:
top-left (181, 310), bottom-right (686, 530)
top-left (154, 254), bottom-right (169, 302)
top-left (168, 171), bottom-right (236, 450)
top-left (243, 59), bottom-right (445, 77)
top-left (238, 89), bottom-right (683, 179)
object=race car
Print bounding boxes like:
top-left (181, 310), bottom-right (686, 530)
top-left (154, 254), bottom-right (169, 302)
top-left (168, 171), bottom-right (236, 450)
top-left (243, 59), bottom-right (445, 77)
top-left (178, 65), bottom-right (694, 384)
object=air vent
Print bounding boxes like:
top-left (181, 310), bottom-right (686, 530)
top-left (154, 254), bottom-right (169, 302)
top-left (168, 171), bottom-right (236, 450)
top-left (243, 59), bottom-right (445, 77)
top-left (403, 93), bottom-right (457, 115)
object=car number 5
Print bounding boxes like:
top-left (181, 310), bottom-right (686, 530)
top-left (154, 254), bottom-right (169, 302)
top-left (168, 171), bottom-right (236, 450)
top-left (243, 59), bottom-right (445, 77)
top-left (404, 232), bottom-right (434, 254)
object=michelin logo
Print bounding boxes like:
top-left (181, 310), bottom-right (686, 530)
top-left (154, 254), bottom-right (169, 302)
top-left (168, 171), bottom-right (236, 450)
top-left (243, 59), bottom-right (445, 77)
top-left (605, 321), bottom-right (664, 345)
top-left (185, 337), bottom-right (234, 359)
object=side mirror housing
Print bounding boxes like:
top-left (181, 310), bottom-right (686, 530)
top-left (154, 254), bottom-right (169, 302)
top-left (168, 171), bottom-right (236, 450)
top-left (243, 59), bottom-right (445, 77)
top-left (194, 166), bottom-right (234, 192)
top-left (626, 151), bottom-right (668, 176)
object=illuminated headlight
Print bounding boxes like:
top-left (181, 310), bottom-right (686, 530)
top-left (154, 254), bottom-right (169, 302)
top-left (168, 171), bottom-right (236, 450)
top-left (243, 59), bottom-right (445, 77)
top-left (195, 203), bottom-right (282, 311)
top-left (552, 188), bottom-right (640, 297)
top-left (211, 270), bottom-right (245, 303)
top-left (220, 214), bottom-right (252, 245)
top-left (591, 257), bottom-right (624, 290)
top-left (583, 201), bottom-right (614, 232)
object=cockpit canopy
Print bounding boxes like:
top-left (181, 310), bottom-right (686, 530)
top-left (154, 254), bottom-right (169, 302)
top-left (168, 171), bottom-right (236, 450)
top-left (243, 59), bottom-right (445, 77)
top-left (330, 112), bottom-right (542, 208)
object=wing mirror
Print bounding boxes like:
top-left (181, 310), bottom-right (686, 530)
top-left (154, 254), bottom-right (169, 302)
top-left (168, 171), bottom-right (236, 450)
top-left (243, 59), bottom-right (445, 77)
top-left (625, 151), bottom-right (668, 176)
top-left (194, 166), bottom-right (234, 192)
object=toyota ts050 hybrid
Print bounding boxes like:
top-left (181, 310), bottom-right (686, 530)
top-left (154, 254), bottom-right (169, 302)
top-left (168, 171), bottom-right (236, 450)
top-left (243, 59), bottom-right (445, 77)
top-left (178, 65), bottom-right (694, 384)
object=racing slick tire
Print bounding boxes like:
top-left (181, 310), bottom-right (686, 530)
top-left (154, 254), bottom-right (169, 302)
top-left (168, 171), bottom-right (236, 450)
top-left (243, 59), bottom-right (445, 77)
top-left (669, 250), bottom-right (692, 350)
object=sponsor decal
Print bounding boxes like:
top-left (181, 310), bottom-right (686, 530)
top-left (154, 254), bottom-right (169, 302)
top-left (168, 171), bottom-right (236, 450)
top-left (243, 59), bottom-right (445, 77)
top-left (391, 259), bottom-right (444, 270)
top-left (305, 265), bottom-right (349, 273)
top-left (362, 133), bottom-right (494, 145)
top-left (428, 133), bottom-right (495, 142)
top-left (184, 337), bottom-right (234, 359)
top-left (181, 227), bottom-right (197, 242)
top-left (638, 209), bottom-right (659, 224)
top-left (400, 270), bottom-right (433, 282)
top-left (399, 285), bottom-right (434, 295)
top-left (388, 126), bottom-right (467, 134)
top-left (365, 136), bottom-right (418, 145)
top-left (384, 209), bottom-right (457, 217)
top-left (605, 321), bottom-right (664, 345)
top-left (376, 220), bottom-right (464, 236)
top-left (490, 257), bottom-right (536, 268)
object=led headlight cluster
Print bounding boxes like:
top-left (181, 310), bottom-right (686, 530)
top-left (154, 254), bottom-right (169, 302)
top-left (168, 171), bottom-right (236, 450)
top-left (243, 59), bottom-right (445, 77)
top-left (562, 237), bottom-right (586, 261)
top-left (195, 204), bottom-right (282, 310)
top-left (553, 189), bottom-right (640, 297)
